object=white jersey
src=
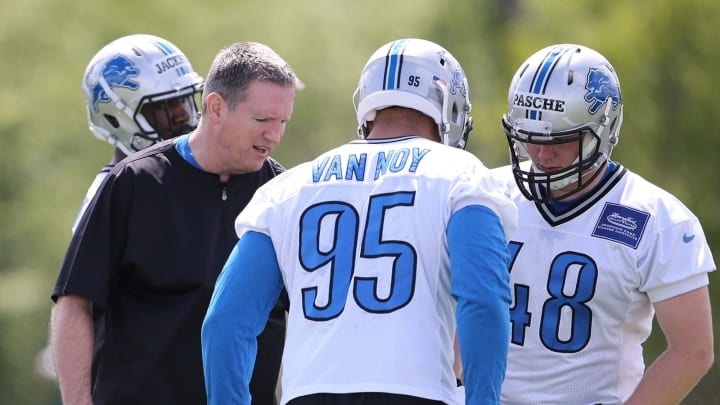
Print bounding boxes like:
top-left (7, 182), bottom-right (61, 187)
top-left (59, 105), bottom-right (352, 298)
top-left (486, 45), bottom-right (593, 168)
top-left (236, 136), bottom-right (516, 405)
top-left (71, 164), bottom-right (113, 233)
top-left (492, 163), bottom-right (715, 405)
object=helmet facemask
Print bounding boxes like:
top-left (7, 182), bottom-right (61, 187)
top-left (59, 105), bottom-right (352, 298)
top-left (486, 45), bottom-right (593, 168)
top-left (504, 117), bottom-right (608, 203)
top-left (135, 87), bottom-right (202, 141)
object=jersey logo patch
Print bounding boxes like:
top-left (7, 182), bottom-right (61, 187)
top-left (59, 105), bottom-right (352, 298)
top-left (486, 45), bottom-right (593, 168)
top-left (592, 202), bottom-right (649, 249)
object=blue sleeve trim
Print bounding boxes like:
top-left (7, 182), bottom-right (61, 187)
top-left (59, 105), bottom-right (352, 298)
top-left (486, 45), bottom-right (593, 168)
top-left (173, 134), bottom-right (204, 170)
top-left (202, 231), bottom-right (283, 405)
top-left (448, 205), bottom-right (511, 403)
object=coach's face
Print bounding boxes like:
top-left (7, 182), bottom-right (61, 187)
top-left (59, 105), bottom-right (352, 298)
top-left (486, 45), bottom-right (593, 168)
top-left (216, 80), bottom-right (296, 174)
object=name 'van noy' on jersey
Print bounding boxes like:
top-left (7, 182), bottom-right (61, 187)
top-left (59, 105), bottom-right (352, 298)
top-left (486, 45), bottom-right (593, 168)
top-left (312, 147), bottom-right (431, 183)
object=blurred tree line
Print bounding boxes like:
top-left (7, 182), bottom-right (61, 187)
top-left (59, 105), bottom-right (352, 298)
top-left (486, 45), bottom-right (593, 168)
top-left (0, 0), bottom-right (718, 403)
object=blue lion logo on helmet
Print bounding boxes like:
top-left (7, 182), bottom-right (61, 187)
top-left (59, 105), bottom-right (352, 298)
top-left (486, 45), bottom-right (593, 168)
top-left (90, 55), bottom-right (140, 112)
top-left (450, 70), bottom-right (467, 97)
top-left (584, 67), bottom-right (621, 114)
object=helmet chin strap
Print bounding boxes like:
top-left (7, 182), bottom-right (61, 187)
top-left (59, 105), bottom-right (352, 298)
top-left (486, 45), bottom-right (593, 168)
top-left (98, 77), bottom-right (135, 122)
top-left (352, 87), bottom-right (368, 139)
top-left (531, 162), bottom-right (579, 190)
top-left (98, 76), bottom-right (157, 138)
top-left (437, 82), bottom-right (451, 146)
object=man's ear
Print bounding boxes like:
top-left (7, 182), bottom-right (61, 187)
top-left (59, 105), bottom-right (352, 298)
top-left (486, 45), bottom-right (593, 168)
top-left (205, 92), bottom-right (224, 122)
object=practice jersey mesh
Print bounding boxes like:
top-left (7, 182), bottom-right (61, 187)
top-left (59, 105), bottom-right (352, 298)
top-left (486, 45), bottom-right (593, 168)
top-left (236, 136), bottom-right (517, 404)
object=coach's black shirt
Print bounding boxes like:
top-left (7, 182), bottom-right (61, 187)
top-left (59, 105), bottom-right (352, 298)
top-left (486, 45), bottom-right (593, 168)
top-left (52, 139), bottom-right (287, 405)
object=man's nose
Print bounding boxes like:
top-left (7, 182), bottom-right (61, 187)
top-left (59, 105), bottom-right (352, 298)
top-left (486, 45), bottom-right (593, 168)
top-left (169, 99), bottom-right (191, 124)
top-left (535, 144), bottom-right (555, 159)
top-left (264, 121), bottom-right (285, 143)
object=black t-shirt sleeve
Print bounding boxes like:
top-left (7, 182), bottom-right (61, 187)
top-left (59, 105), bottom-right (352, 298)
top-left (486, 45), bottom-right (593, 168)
top-left (51, 168), bottom-right (131, 308)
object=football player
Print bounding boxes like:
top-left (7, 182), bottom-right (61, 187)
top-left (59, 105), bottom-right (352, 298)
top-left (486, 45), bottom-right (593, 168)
top-left (494, 44), bottom-right (715, 405)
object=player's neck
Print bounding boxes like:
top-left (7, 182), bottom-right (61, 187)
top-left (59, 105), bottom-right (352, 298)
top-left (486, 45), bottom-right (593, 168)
top-left (366, 108), bottom-right (439, 143)
top-left (111, 148), bottom-right (127, 164)
top-left (366, 122), bottom-right (438, 143)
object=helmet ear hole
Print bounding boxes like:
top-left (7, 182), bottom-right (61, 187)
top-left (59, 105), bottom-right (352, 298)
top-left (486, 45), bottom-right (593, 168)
top-left (104, 114), bottom-right (120, 129)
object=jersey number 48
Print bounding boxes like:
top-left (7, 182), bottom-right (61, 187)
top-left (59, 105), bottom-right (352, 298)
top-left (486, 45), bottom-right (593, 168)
top-left (508, 241), bottom-right (598, 353)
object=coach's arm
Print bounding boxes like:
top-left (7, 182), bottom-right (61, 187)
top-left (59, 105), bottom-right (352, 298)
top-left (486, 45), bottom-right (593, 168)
top-left (51, 294), bottom-right (94, 405)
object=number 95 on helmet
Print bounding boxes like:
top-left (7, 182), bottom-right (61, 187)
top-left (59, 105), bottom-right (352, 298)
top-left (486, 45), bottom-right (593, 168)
top-left (82, 34), bottom-right (204, 156)
top-left (353, 38), bottom-right (473, 149)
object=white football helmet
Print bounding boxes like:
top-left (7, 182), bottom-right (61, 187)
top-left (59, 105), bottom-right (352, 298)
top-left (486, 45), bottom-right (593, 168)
top-left (502, 44), bottom-right (624, 202)
top-left (82, 34), bottom-right (204, 155)
top-left (353, 38), bottom-right (473, 149)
